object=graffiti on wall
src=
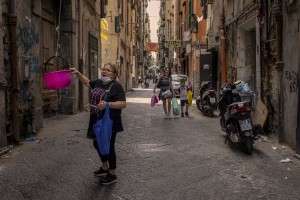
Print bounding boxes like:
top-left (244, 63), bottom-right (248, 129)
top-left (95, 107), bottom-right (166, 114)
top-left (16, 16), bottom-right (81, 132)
top-left (285, 70), bottom-right (298, 93)
top-left (17, 25), bottom-right (39, 54)
top-left (20, 56), bottom-right (40, 101)
top-left (28, 56), bottom-right (40, 77)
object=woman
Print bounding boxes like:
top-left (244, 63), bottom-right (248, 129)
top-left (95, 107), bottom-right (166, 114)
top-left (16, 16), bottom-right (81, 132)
top-left (153, 66), bottom-right (174, 119)
top-left (70, 63), bottom-right (126, 185)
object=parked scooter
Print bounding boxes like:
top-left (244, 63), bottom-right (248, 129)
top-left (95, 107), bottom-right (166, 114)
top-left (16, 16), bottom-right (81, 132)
top-left (196, 81), bottom-right (217, 117)
top-left (218, 82), bottom-right (262, 154)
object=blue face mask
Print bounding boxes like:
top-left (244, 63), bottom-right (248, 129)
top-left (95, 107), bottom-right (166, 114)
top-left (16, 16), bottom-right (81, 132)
top-left (100, 76), bottom-right (112, 85)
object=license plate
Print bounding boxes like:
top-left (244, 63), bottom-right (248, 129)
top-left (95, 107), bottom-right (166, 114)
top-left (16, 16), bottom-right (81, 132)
top-left (239, 119), bottom-right (252, 131)
top-left (209, 98), bottom-right (216, 104)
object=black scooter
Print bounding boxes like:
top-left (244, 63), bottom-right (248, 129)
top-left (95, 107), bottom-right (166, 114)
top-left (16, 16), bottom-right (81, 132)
top-left (218, 83), bottom-right (262, 154)
top-left (196, 81), bottom-right (217, 117)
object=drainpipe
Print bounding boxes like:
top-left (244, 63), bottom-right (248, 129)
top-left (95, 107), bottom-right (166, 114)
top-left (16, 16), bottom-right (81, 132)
top-left (8, 0), bottom-right (20, 143)
top-left (78, 0), bottom-right (83, 111)
top-left (220, 0), bottom-right (226, 84)
top-left (0, 2), bottom-right (7, 147)
top-left (297, 69), bottom-right (300, 154)
top-left (297, 20), bottom-right (300, 154)
top-left (273, 0), bottom-right (284, 142)
top-left (297, 75), bottom-right (300, 153)
top-left (256, 0), bottom-right (262, 98)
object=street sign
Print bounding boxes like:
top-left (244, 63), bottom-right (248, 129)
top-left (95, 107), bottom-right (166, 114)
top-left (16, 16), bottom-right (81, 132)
top-left (165, 40), bottom-right (181, 48)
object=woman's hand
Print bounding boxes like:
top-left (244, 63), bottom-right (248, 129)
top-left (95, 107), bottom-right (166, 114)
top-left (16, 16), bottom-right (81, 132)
top-left (70, 68), bottom-right (78, 75)
top-left (97, 100), bottom-right (107, 110)
top-left (69, 68), bottom-right (90, 87)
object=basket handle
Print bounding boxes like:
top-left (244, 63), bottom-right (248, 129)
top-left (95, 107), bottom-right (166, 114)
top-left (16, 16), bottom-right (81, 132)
top-left (44, 55), bottom-right (70, 72)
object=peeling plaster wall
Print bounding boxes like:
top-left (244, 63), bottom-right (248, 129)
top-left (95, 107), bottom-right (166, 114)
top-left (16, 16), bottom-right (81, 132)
top-left (224, 0), bottom-right (280, 136)
top-left (261, 1), bottom-right (278, 134)
top-left (211, 0), bottom-right (287, 139)
top-left (236, 28), bottom-right (255, 86)
top-left (236, 15), bottom-right (256, 90)
top-left (282, 9), bottom-right (299, 149)
top-left (224, 1), bottom-right (257, 89)
top-left (17, 0), bottom-right (44, 131)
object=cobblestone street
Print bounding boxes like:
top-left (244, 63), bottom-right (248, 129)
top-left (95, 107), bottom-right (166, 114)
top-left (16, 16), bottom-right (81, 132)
top-left (0, 86), bottom-right (300, 200)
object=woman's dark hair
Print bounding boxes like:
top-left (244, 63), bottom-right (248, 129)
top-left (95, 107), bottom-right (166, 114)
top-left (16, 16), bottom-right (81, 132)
top-left (164, 66), bottom-right (172, 78)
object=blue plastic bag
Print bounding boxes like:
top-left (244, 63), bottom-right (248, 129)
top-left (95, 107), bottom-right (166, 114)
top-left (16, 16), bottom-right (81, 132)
top-left (93, 104), bottom-right (113, 155)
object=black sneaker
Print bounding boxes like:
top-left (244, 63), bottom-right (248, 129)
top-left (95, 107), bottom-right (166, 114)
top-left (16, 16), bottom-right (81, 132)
top-left (100, 173), bottom-right (117, 185)
top-left (185, 112), bottom-right (189, 117)
top-left (94, 168), bottom-right (108, 177)
top-left (181, 113), bottom-right (184, 117)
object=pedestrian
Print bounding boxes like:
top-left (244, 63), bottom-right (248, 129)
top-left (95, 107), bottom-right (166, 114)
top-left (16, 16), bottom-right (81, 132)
top-left (177, 78), bottom-right (190, 117)
top-left (153, 66), bottom-right (174, 119)
top-left (137, 76), bottom-right (143, 88)
top-left (70, 63), bottom-right (126, 185)
top-left (144, 77), bottom-right (149, 88)
top-left (153, 74), bottom-right (157, 84)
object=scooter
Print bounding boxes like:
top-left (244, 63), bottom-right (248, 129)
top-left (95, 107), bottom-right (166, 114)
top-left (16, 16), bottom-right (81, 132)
top-left (218, 83), bottom-right (262, 154)
top-left (196, 81), bottom-right (217, 117)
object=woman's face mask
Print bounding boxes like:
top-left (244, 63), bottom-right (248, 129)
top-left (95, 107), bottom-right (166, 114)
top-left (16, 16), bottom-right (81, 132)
top-left (100, 76), bottom-right (112, 85)
top-left (100, 66), bottom-right (115, 84)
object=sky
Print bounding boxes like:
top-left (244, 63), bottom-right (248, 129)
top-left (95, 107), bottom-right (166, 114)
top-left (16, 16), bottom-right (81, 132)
top-left (147, 0), bottom-right (161, 62)
top-left (147, 0), bottom-right (160, 43)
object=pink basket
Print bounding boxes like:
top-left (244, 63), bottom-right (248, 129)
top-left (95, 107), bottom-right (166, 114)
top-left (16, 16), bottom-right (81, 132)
top-left (43, 55), bottom-right (71, 89)
top-left (44, 70), bottom-right (71, 89)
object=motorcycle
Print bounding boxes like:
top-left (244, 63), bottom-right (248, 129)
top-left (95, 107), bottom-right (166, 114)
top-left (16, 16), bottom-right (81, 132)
top-left (196, 81), bottom-right (217, 117)
top-left (218, 82), bottom-right (262, 154)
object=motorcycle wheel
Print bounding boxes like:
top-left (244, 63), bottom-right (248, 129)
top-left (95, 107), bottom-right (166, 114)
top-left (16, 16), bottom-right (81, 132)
top-left (196, 100), bottom-right (208, 113)
top-left (196, 99), bottom-right (201, 111)
top-left (242, 137), bottom-right (253, 154)
top-left (198, 99), bottom-right (209, 114)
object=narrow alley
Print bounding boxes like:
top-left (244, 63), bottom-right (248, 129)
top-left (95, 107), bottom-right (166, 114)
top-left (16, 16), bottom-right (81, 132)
top-left (0, 85), bottom-right (300, 200)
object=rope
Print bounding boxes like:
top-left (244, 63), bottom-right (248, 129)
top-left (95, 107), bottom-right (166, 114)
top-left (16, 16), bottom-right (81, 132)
top-left (55, 0), bottom-right (62, 56)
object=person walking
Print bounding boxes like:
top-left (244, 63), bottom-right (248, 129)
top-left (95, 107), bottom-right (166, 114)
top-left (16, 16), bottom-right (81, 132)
top-left (70, 63), bottom-right (126, 185)
top-left (137, 76), bottom-right (143, 88)
top-left (153, 66), bottom-right (174, 119)
top-left (177, 78), bottom-right (190, 117)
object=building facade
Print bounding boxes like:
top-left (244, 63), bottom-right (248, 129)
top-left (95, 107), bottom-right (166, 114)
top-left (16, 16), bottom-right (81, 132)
top-left (0, 0), bottom-right (145, 148)
top-left (205, 0), bottom-right (300, 152)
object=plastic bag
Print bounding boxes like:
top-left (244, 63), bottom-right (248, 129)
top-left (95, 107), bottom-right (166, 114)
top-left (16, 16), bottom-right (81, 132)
top-left (172, 97), bottom-right (179, 116)
top-left (151, 93), bottom-right (159, 107)
top-left (93, 104), bottom-right (113, 155)
top-left (154, 95), bottom-right (158, 103)
top-left (188, 91), bottom-right (193, 106)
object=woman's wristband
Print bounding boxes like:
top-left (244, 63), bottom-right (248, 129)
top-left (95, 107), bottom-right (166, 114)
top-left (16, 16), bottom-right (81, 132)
top-left (109, 102), bottom-right (112, 108)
